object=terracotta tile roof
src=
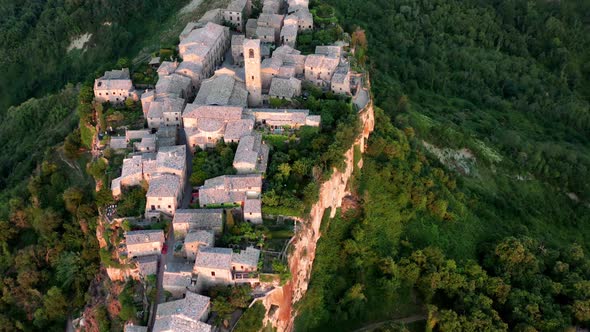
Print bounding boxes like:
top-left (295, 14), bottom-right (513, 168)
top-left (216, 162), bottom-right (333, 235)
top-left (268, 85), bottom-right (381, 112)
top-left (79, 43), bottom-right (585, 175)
top-left (183, 104), bottom-right (244, 121)
top-left (280, 23), bottom-right (298, 39)
top-left (258, 13), bottom-right (284, 29)
top-left (185, 230), bottom-right (215, 247)
top-left (156, 145), bottom-right (186, 174)
top-left (146, 174), bottom-right (181, 198)
top-left (125, 230), bottom-right (165, 245)
top-left (243, 198), bottom-right (262, 215)
top-left (231, 246), bottom-right (260, 267)
top-left (136, 255), bottom-right (158, 275)
top-left (157, 62), bottom-right (179, 76)
top-left (157, 292), bottom-right (210, 320)
top-left (199, 174), bottom-right (262, 205)
top-left (153, 316), bottom-right (212, 332)
top-left (224, 118), bottom-right (254, 141)
top-left (226, 0), bottom-right (247, 12)
top-left (256, 26), bottom-right (276, 39)
top-left (155, 74), bottom-right (191, 98)
top-left (194, 74), bottom-right (248, 107)
top-left (110, 136), bottom-right (127, 149)
top-left (96, 68), bottom-right (132, 92)
top-left (233, 133), bottom-right (264, 169)
top-left (269, 77), bottom-right (301, 99)
top-left (173, 209), bottom-right (224, 228)
top-left (120, 155), bottom-right (143, 179)
top-left (232, 34), bottom-right (245, 47)
top-left (124, 324), bottom-right (148, 332)
top-left (194, 247), bottom-right (232, 270)
top-left (315, 45), bottom-right (342, 58)
top-left (125, 129), bottom-right (152, 141)
top-left (163, 271), bottom-right (191, 288)
top-left (154, 292), bottom-right (212, 332)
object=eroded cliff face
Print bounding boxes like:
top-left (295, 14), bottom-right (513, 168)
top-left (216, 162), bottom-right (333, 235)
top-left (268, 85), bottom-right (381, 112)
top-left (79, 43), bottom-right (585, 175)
top-left (262, 96), bottom-right (375, 331)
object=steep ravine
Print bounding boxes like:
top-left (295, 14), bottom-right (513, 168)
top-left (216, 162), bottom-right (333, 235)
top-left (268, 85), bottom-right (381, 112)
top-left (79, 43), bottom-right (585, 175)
top-left (261, 90), bottom-right (375, 331)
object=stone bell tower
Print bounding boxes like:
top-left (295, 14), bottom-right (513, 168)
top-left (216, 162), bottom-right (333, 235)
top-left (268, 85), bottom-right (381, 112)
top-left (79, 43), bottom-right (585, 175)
top-left (243, 38), bottom-right (262, 107)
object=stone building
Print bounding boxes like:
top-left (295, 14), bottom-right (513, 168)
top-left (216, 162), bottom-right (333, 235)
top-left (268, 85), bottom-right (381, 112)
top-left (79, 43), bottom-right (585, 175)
top-left (146, 97), bottom-right (186, 130)
top-left (193, 247), bottom-right (233, 283)
top-left (153, 292), bottom-right (212, 332)
top-left (178, 22), bottom-right (230, 80)
top-left (245, 19), bottom-right (258, 38)
top-left (145, 174), bottom-right (183, 220)
top-left (172, 209), bottom-right (224, 238)
top-left (304, 54), bottom-right (339, 87)
top-left (193, 70), bottom-right (248, 107)
top-left (94, 68), bottom-right (137, 104)
top-left (136, 255), bottom-right (159, 277)
top-left (244, 108), bottom-right (320, 130)
top-left (290, 8), bottom-right (313, 30)
top-left (257, 13), bottom-right (284, 44)
top-left (232, 133), bottom-right (270, 174)
top-left (157, 61), bottom-right (179, 77)
top-left (231, 34), bottom-right (245, 65)
top-left (182, 104), bottom-right (252, 150)
top-left (280, 23), bottom-right (298, 47)
top-left (269, 77), bottom-right (301, 100)
top-left (231, 246), bottom-right (261, 272)
top-left (184, 230), bottom-right (215, 261)
top-left (198, 174), bottom-right (262, 208)
top-left (223, 0), bottom-right (250, 32)
top-left (331, 65), bottom-right (351, 95)
top-left (261, 57), bottom-right (282, 91)
top-left (193, 246), bottom-right (261, 285)
top-left (155, 73), bottom-right (193, 99)
top-left (256, 26), bottom-right (276, 44)
top-left (162, 262), bottom-right (193, 298)
top-left (243, 198), bottom-right (262, 223)
top-left (244, 39), bottom-right (262, 106)
top-left (262, 0), bottom-right (282, 14)
top-left (125, 230), bottom-right (165, 258)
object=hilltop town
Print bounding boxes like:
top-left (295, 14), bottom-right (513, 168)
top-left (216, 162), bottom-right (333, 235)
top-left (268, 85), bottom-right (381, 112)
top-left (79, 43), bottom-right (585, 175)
top-left (84, 0), bottom-right (370, 330)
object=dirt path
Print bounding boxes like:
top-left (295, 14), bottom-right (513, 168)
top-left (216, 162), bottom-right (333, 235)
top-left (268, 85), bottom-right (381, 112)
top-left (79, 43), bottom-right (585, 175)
top-left (351, 314), bottom-right (427, 332)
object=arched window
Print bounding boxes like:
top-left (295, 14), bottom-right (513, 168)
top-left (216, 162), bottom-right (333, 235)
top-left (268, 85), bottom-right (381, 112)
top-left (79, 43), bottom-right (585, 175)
top-left (249, 48), bottom-right (255, 58)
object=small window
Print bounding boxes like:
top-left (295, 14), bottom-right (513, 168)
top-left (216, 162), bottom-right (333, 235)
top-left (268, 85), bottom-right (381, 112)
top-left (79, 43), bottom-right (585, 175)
top-left (249, 48), bottom-right (255, 58)
top-left (251, 75), bottom-right (254, 80)
top-left (211, 271), bottom-right (216, 277)
top-left (168, 205), bottom-right (171, 209)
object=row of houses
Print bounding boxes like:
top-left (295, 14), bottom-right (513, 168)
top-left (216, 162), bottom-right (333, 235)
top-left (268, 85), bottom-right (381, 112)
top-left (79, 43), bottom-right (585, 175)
top-left (123, 208), bottom-right (262, 294)
top-left (126, 291), bottom-right (213, 332)
top-left (110, 145), bottom-right (188, 219)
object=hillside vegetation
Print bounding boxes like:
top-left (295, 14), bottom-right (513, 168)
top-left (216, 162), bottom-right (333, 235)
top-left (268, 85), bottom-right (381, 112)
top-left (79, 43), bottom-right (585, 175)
top-left (0, 0), bottom-right (188, 113)
top-left (296, 0), bottom-right (590, 331)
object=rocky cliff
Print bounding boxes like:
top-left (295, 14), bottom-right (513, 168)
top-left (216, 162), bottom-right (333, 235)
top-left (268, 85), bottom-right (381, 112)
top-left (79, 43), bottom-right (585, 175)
top-left (261, 91), bottom-right (375, 331)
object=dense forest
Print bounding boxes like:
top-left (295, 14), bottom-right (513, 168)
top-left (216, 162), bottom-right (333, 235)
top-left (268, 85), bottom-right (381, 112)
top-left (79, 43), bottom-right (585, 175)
top-left (0, 0), bottom-right (186, 113)
top-left (0, 0), bottom-right (190, 199)
top-left (296, 0), bottom-right (590, 331)
top-left (0, 0), bottom-right (189, 330)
